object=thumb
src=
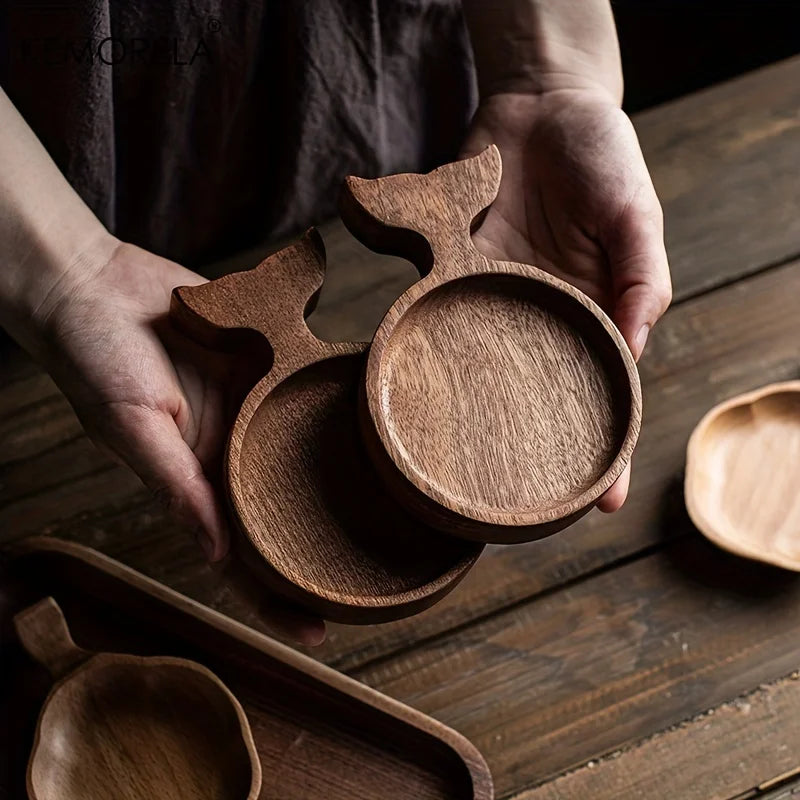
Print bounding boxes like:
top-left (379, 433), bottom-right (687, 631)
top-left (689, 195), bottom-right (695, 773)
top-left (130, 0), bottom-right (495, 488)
top-left (605, 201), bottom-right (672, 360)
top-left (94, 404), bottom-right (230, 562)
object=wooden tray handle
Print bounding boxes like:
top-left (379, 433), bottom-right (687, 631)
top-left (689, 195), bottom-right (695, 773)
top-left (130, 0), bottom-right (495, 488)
top-left (13, 597), bottom-right (90, 679)
top-left (339, 145), bottom-right (501, 277)
top-left (171, 229), bottom-right (329, 369)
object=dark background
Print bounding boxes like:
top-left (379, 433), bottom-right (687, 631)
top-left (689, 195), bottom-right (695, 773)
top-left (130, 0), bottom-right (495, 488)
top-left (615, 0), bottom-right (800, 112)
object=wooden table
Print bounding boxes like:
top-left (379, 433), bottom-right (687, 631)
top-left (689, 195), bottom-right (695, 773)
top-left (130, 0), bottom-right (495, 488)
top-left (3, 57), bottom-right (800, 799)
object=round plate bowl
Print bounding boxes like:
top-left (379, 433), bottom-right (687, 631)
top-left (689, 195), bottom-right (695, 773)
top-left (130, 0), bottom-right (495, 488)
top-left (363, 272), bottom-right (641, 543)
top-left (227, 352), bottom-right (482, 623)
top-left (29, 655), bottom-right (260, 800)
top-left (685, 381), bottom-right (800, 570)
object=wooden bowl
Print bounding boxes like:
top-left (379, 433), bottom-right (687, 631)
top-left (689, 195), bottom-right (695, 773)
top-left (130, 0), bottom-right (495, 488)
top-left (171, 232), bottom-right (482, 623)
top-left (340, 146), bottom-right (642, 544)
top-left (14, 598), bottom-right (261, 800)
top-left (685, 381), bottom-right (800, 569)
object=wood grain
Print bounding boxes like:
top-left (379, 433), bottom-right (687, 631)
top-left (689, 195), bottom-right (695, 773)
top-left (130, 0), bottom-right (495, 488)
top-left (639, 57), bottom-right (800, 300)
top-left (341, 147), bottom-right (641, 542)
top-left (516, 672), bottom-right (800, 800)
top-left (172, 230), bottom-right (481, 623)
top-left (1, 538), bottom-right (493, 800)
top-left (353, 534), bottom-right (800, 797)
top-left (686, 381), bottom-right (800, 571)
top-left (14, 597), bottom-right (261, 800)
top-left (14, 597), bottom-right (89, 677)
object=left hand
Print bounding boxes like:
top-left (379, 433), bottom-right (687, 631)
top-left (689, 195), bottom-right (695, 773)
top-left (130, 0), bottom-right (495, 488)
top-left (461, 89), bottom-right (672, 511)
top-left (30, 238), bottom-right (325, 645)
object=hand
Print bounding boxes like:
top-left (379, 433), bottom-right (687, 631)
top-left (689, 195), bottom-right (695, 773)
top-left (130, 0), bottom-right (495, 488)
top-left (461, 89), bottom-right (672, 511)
top-left (31, 237), bottom-right (325, 644)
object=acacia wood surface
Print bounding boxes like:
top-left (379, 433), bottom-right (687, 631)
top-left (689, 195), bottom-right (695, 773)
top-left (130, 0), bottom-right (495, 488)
top-left (352, 534), bottom-right (800, 797)
top-left (341, 147), bottom-right (641, 542)
top-left (685, 381), bottom-right (800, 571)
top-left (172, 230), bottom-right (481, 623)
top-left (637, 57), bottom-right (800, 298)
top-left (515, 672), bottom-right (800, 800)
top-left (14, 596), bottom-right (261, 800)
top-left (2, 57), bottom-right (800, 799)
top-left (1, 539), bottom-right (493, 800)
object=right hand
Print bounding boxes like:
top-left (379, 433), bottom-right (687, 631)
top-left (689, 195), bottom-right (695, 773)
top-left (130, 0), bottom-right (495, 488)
top-left (28, 235), bottom-right (326, 645)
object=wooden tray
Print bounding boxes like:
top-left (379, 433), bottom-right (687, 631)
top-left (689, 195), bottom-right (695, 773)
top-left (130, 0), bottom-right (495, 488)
top-left (0, 537), bottom-right (493, 800)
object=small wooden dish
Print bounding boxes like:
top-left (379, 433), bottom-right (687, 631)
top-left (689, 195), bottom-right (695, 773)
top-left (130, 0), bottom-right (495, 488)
top-left (3, 537), bottom-right (493, 799)
top-left (171, 231), bottom-right (481, 623)
top-left (14, 597), bottom-right (261, 800)
top-left (340, 146), bottom-right (642, 543)
top-left (685, 381), bottom-right (800, 570)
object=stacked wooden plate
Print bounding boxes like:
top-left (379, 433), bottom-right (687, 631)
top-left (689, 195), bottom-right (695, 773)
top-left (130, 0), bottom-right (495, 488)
top-left (172, 147), bottom-right (642, 623)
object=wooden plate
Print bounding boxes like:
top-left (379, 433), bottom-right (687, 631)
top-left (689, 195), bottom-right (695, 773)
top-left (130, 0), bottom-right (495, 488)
top-left (1, 537), bottom-right (494, 800)
top-left (13, 597), bottom-right (260, 800)
top-left (685, 381), bottom-right (800, 570)
top-left (171, 231), bottom-right (481, 623)
top-left (340, 146), bottom-right (642, 543)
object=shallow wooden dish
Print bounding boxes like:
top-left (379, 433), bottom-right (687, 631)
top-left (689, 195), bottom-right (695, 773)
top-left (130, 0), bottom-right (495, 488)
top-left (340, 146), bottom-right (642, 543)
top-left (171, 231), bottom-right (481, 623)
top-left (13, 596), bottom-right (260, 800)
top-left (685, 381), bottom-right (800, 570)
top-left (1, 537), bottom-right (493, 800)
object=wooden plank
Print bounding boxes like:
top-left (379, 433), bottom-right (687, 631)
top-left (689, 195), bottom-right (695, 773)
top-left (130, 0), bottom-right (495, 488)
top-left (0, 373), bottom-right (146, 536)
top-left (637, 56), bottom-right (800, 300)
top-left (3, 258), bottom-right (800, 667)
top-left (515, 673), bottom-right (800, 800)
top-left (352, 535), bottom-right (800, 798)
top-left (0, 383), bottom-right (78, 466)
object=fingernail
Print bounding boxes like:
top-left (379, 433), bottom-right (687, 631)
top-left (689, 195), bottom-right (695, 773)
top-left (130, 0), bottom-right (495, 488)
top-left (634, 324), bottom-right (651, 359)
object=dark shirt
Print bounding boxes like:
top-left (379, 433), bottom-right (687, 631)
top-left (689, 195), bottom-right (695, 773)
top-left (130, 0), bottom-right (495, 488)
top-left (2, 0), bottom-right (476, 266)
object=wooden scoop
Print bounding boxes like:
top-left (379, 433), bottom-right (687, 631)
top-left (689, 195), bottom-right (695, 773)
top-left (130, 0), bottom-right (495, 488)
top-left (171, 231), bottom-right (482, 623)
top-left (14, 597), bottom-right (261, 800)
top-left (685, 381), bottom-right (800, 570)
top-left (340, 145), bottom-right (642, 543)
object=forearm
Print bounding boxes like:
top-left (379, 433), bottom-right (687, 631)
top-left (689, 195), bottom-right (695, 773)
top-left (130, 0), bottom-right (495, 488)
top-left (0, 87), bottom-right (114, 355)
top-left (462, 0), bottom-right (623, 103)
